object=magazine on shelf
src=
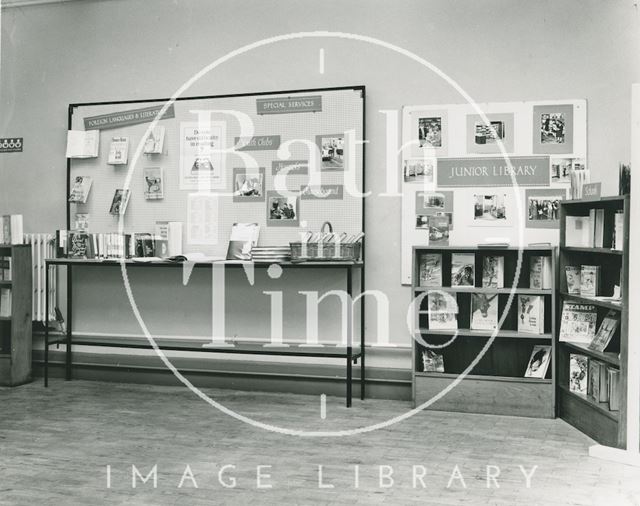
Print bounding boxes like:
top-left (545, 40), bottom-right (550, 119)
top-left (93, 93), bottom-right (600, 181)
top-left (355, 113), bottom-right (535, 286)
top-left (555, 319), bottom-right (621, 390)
top-left (517, 295), bottom-right (545, 334)
top-left (569, 354), bottom-right (588, 395)
top-left (419, 253), bottom-right (442, 287)
top-left (482, 255), bottom-right (504, 288)
top-left (588, 310), bottom-right (620, 352)
top-left (580, 265), bottom-right (600, 297)
top-left (226, 223), bottom-right (260, 260)
top-left (451, 253), bottom-right (475, 286)
top-left (559, 301), bottom-right (597, 344)
top-left (427, 292), bottom-right (458, 330)
top-left (470, 293), bottom-right (498, 330)
top-left (565, 266), bottom-right (581, 295)
top-left (524, 345), bottom-right (551, 378)
top-left (422, 349), bottom-right (444, 373)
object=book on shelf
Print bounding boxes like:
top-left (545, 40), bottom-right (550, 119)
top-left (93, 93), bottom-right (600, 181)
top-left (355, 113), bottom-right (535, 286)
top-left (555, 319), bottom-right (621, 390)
top-left (588, 310), bottom-right (620, 352)
top-left (134, 233), bottom-right (156, 258)
top-left (428, 215), bottom-right (449, 245)
top-left (570, 167), bottom-right (590, 199)
top-left (155, 221), bottom-right (183, 258)
top-left (608, 367), bottom-right (620, 411)
top-left (579, 265), bottom-right (600, 297)
top-left (451, 253), bottom-right (475, 286)
top-left (569, 353), bottom-right (588, 395)
top-left (422, 349), bottom-right (444, 373)
top-left (470, 293), bottom-right (498, 330)
top-left (613, 211), bottom-right (624, 251)
top-left (482, 255), bottom-right (504, 288)
top-left (143, 126), bottom-right (165, 154)
top-left (427, 292), bottom-right (458, 330)
top-left (0, 287), bottom-right (11, 317)
top-left (66, 130), bottom-right (99, 158)
top-left (619, 162), bottom-right (631, 195)
top-left (592, 208), bottom-right (605, 248)
top-left (559, 301), bottom-right (597, 344)
top-left (587, 359), bottom-right (603, 402)
top-left (144, 167), bottom-right (164, 200)
top-left (565, 266), bottom-right (581, 294)
top-left (597, 361), bottom-right (610, 403)
top-left (68, 176), bottom-right (93, 204)
top-left (529, 255), bottom-right (552, 289)
top-left (68, 231), bottom-right (91, 258)
top-left (565, 216), bottom-right (591, 248)
top-left (419, 253), bottom-right (442, 287)
top-left (0, 257), bottom-right (11, 280)
top-left (109, 189), bottom-right (131, 215)
top-left (524, 345), bottom-right (551, 379)
top-left (226, 223), bottom-right (260, 260)
top-left (107, 137), bottom-right (129, 165)
top-left (0, 215), bottom-right (23, 245)
top-left (517, 295), bottom-right (545, 334)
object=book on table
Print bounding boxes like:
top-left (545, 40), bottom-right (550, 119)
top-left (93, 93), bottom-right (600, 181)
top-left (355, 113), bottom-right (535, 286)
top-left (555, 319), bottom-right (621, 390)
top-left (559, 301), bottom-right (597, 344)
top-left (226, 223), bottom-right (260, 260)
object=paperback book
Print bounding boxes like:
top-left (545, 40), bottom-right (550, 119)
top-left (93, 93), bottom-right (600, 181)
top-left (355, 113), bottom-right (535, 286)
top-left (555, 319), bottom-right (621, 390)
top-left (427, 292), bottom-right (458, 330)
top-left (565, 266), bottom-right (581, 295)
top-left (0, 215), bottom-right (23, 245)
top-left (68, 176), bottom-right (93, 204)
top-left (144, 167), bottom-right (164, 200)
top-left (107, 137), bottom-right (129, 165)
top-left (65, 130), bottom-right (99, 158)
top-left (613, 211), bottom-right (624, 251)
top-left (451, 253), bottom-right (475, 286)
top-left (482, 255), bottom-right (504, 288)
top-left (428, 215), bottom-right (449, 245)
top-left (0, 287), bottom-right (11, 317)
top-left (580, 265), bottom-right (600, 297)
top-left (608, 368), bottom-right (620, 411)
top-left (587, 359), bottom-right (602, 402)
top-left (226, 223), bottom-right (260, 260)
top-left (524, 345), bottom-right (551, 378)
top-left (470, 293), bottom-right (498, 330)
top-left (419, 253), bottom-right (443, 287)
top-left (588, 310), bottom-right (620, 352)
top-left (529, 255), bottom-right (552, 289)
top-left (422, 349), bottom-right (444, 373)
top-left (517, 295), bottom-right (545, 334)
top-left (143, 126), bottom-right (165, 154)
top-left (109, 189), bottom-right (131, 215)
top-left (559, 302), bottom-right (597, 344)
top-left (569, 354), bottom-right (588, 395)
top-left (565, 216), bottom-right (591, 248)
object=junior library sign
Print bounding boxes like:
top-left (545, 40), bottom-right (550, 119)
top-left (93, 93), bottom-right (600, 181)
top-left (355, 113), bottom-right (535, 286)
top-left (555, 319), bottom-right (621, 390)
top-left (436, 156), bottom-right (550, 187)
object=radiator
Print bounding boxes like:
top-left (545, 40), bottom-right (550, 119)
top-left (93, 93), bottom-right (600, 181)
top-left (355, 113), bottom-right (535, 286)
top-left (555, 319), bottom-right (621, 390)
top-left (24, 233), bottom-right (56, 323)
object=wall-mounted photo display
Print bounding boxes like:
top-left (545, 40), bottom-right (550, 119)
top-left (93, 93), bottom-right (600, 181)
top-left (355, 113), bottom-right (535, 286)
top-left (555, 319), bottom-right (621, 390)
top-left (472, 192), bottom-right (510, 226)
top-left (232, 167), bottom-right (265, 202)
top-left (532, 104), bottom-right (574, 154)
top-left (272, 159), bottom-right (308, 175)
top-left (403, 157), bottom-right (435, 184)
top-left (551, 157), bottom-right (572, 183)
top-left (418, 116), bottom-right (442, 148)
top-left (300, 184), bottom-right (344, 200)
top-left (316, 134), bottom-right (344, 170)
top-left (266, 190), bottom-right (299, 227)
top-left (143, 167), bottom-right (164, 200)
top-left (404, 108), bottom-right (448, 158)
top-left (524, 188), bottom-right (565, 229)
top-left (465, 113), bottom-right (515, 154)
top-left (179, 121), bottom-right (226, 190)
top-left (415, 191), bottom-right (454, 230)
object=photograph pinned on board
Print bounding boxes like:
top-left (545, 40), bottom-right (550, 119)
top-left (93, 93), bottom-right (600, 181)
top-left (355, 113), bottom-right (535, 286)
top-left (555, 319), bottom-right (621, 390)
top-left (473, 193), bottom-right (508, 224)
top-left (551, 158), bottom-right (572, 183)
top-left (109, 189), bottom-right (131, 216)
top-left (233, 167), bottom-right (265, 202)
top-left (428, 215), bottom-right (450, 245)
top-left (474, 121), bottom-right (504, 145)
top-left (316, 134), bottom-right (344, 170)
top-left (417, 116), bottom-right (442, 148)
top-left (403, 158), bottom-right (435, 183)
top-left (267, 191), bottom-right (299, 227)
top-left (540, 112), bottom-right (566, 144)
top-left (524, 188), bottom-right (565, 229)
top-left (532, 104), bottom-right (574, 154)
top-left (143, 167), bottom-right (164, 200)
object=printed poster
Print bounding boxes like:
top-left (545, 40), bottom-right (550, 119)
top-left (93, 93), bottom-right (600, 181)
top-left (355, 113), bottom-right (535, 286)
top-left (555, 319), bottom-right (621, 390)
top-left (180, 122), bottom-right (226, 190)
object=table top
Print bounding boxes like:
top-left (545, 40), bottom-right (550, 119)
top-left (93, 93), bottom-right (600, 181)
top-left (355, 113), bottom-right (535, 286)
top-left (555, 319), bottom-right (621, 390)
top-left (45, 258), bottom-right (363, 268)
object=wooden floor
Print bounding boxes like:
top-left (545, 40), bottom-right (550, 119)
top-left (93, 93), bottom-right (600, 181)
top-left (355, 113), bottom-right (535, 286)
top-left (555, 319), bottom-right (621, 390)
top-left (1, 380), bottom-right (639, 505)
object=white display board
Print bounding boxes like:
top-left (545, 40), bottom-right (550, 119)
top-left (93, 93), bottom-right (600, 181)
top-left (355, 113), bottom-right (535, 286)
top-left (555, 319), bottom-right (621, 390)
top-left (400, 99), bottom-right (587, 284)
top-left (68, 87), bottom-right (364, 257)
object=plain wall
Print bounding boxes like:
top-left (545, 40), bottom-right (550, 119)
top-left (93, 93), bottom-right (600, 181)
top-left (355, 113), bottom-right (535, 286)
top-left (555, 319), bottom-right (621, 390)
top-left (1, 0), bottom-right (639, 354)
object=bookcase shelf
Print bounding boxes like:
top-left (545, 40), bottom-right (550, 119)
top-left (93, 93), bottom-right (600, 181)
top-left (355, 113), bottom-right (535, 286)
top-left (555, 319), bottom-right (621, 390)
top-left (411, 245), bottom-right (556, 419)
top-left (557, 195), bottom-right (629, 448)
top-left (0, 244), bottom-right (32, 387)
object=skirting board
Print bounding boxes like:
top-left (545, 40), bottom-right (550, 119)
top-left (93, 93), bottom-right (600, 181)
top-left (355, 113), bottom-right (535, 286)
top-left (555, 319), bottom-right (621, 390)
top-left (589, 445), bottom-right (640, 467)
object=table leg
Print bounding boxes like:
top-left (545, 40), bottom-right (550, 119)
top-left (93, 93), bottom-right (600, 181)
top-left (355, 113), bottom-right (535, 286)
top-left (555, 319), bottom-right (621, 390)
top-left (44, 263), bottom-right (49, 387)
top-left (65, 266), bottom-right (72, 381)
top-left (347, 349), bottom-right (352, 408)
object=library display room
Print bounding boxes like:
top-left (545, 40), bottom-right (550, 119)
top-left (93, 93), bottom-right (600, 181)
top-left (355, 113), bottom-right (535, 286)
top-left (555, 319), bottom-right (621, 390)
top-left (1, 0), bottom-right (640, 504)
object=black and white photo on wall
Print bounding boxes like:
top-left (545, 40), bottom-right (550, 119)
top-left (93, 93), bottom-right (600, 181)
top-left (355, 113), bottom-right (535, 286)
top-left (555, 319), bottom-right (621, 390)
top-left (415, 190), bottom-right (454, 230)
top-left (524, 188), bottom-right (565, 229)
top-left (417, 116), bottom-right (442, 148)
top-left (233, 167), bottom-right (265, 202)
top-left (316, 134), bottom-right (344, 170)
top-left (403, 157), bottom-right (435, 183)
top-left (551, 157), bottom-right (572, 183)
top-left (465, 113), bottom-right (515, 154)
top-left (266, 190), bottom-right (299, 226)
top-left (473, 193), bottom-right (509, 224)
top-left (474, 121), bottom-right (504, 145)
top-left (532, 104), bottom-right (574, 154)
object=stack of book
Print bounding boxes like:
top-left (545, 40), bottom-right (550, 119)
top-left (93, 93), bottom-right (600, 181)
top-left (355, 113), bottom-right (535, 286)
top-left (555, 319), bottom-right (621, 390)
top-left (64, 231), bottom-right (132, 259)
top-left (251, 246), bottom-right (292, 264)
top-left (569, 353), bottom-right (620, 411)
top-left (0, 215), bottom-right (23, 245)
top-left (564, 265), bottom-right (603, 297)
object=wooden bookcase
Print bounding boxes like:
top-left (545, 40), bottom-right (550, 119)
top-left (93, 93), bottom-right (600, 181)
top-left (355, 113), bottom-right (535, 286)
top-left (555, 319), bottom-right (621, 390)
top-left (0, 244), bottom-right (33, 386)
top-left (557, 196), bottom-right (629, 448)
top-left (411, 246), bottom-right (556, 418)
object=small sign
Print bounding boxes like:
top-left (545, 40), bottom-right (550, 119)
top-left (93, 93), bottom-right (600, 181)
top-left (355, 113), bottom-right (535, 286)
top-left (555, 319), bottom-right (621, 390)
top-left (234, 135), bottom-right (281, 151)
top-left (437, 156), bottom-right (550, 187)
top-left (0, 138), bottom-right (23, 153)
top-left (300, 184), bottom-right (344, 200)
top-left (582, 182), bottom-right (602, 199)
top-left (257, 95), bottom-right (322, 115)
top-left (272, 159), bottom-right (308, 175)
top-left (84, 104), bottom-right (175, 130)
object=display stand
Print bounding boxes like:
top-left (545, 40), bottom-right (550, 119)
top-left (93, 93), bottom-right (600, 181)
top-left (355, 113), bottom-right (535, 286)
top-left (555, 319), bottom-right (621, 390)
top-left (0, 244), bottom-right (33, 386)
